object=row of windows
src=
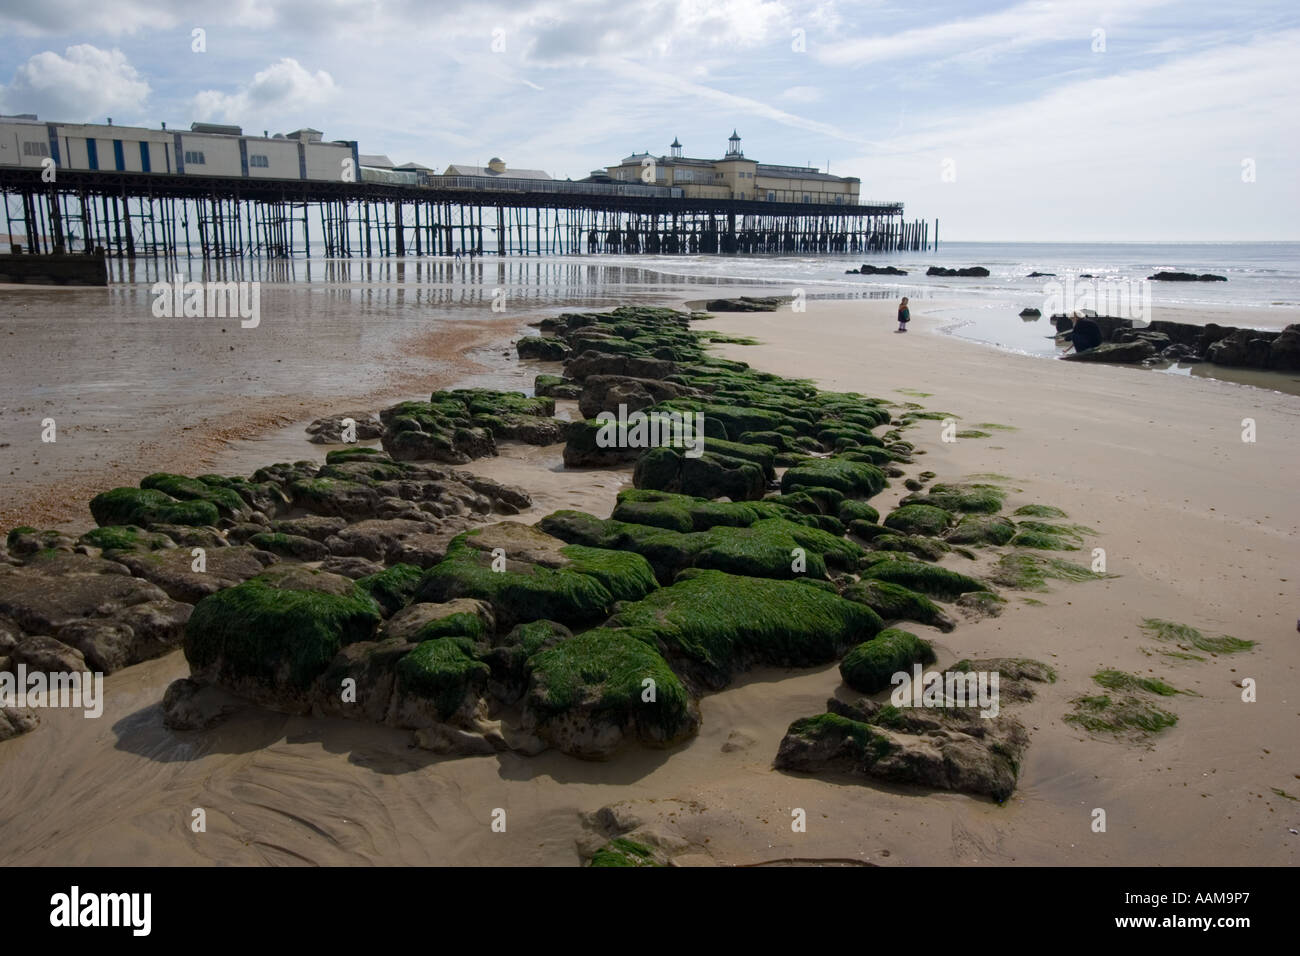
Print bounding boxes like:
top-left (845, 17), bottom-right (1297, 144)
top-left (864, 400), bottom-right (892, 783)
top-left (249, 154), bottom-right (269, 168)
top-left (184, 150), bottom-right (206, 165)
top-left (22, 141), bottom-right (48, 157)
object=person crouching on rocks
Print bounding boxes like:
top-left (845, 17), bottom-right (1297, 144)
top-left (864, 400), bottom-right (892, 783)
top-left (897, 296), bottom-right (910, 333)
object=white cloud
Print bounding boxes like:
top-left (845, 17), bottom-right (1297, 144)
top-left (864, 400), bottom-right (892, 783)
top-left (780, 84), bottom-right (822, 103)
top-left (192, 59), bottom-right (338, 127)
top-left (0, 45), bottom-right (150, 121)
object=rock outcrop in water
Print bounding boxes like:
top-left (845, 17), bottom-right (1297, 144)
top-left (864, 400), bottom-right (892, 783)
top-left (1147, 271), bottom-right (1227, 282)
top-left (926, 266), bottom-right (990, 277)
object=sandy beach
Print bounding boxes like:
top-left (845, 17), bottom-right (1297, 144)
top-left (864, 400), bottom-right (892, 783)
top-left (0, 285), bottom-right (1295, 867)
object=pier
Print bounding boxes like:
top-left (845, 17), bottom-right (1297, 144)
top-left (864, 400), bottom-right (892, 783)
top-left (0, 167), bottom-right (930, 262)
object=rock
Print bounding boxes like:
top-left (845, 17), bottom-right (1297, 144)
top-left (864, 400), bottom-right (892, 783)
top-left (323, 518), bottom-right (437, 563)
top-left (319, 555), bottom-right (385, 579)
top-left (305, 413), bottom-right (384, 444)
top-left (415, 522), bottom-right (657, 630)
top-left (271, 515), bottom-right (348, 541)
top-left (183, 575), bottom-right (383, 711)
top-left (0, 559), bottom-right (169, 633)
top-left (1019, 308), bottom-right (1041, 317)
top-left (288, 476), bottom-right (384, 518)
top-left (248, 532), bottom-right (330, 562)
top-left (382, 599), bottom-right (496, 643)
top-left (578, 374), bottom-right (697, 420)
top-left (0, 706), bottom-right (38, 741)
top-left (534, 374), bottom-right (582, 400)
top-left (12, 635), bottom-right (87, 673)
top-left (775, 701), bottom-right (1029, 802)
top-left (1267, 325), bottom-right (1300, 371)
top-left (702, 296), bottom-right (783, 311)
top-left (515, 336), bottom-right (570, 361)
top-left (856, 265), bottom-right (908, 276)
top-left (1061, 340), bottom-right (1156, 364)
top-left (1147, 271), bottom-right (1226, 282)
top-left (839, 628), bottom-right (936, 693)
top-left (6, 528), bottom-right (77, 558)
top-left (116, 545), bottom-right (277, 604)
top-left (926, 266), bottom-right (990, 277)
top-left (565, 351), bottom-right (675, 382)
top-left (524, 628), bottom-right (699, 758)
top-left (1026, 272), bottom-right (1055, 277)
top-left (56, 621), bottom-right (137, 673)
top-left (162, 678), bottom-right (243, 731)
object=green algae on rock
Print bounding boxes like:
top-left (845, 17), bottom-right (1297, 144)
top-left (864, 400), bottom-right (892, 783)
top-left (605, 568), bottom-right (882, 688)
top-left (839, 628), bottom-right (937, 693)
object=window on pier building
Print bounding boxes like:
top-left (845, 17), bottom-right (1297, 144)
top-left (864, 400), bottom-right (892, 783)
top-left (767, 191), bottom-right (775, 201)
top-left (249, 154), bottom-right (269, 168)
top-left (185, 150), bottom-right (206, 165)
top-left (803, 194), bottom-right (811, 202)
top-left (22, 141), bottom-right (48, 157)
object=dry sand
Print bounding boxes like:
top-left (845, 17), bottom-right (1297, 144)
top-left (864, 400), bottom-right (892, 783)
top-left (0, 293), bottom-right (1296, 866)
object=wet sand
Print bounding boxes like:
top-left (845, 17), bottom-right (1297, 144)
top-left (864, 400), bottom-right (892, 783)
top-left (0, 285), bottom-right (1296, 867)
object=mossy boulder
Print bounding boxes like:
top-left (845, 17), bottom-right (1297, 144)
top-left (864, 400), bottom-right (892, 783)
top-left (612, 488), bottom-right (810, 533)
top-left (945, 514), bottom-right (1016, 546)
top-left (247, 532), bottom-right (330, 562)
top-left (355, 563), bottom-right (424, 617)
top-left (780, 457), bottom-right (887, 499)
top-left (89, 487), bottom-right (220, 529)
top-left (525, 628), bottom-right (698, 757)
top-left (140, 473), bottom-right (249, 521)
top-left (842, 579), bottom-right (956, 632)
top-left (78, 525), bottom-right (175, 556)
top-left (414, 523), bottom-right (657, 629)
top-left (632, 447), bottom-right (767, 501)
top-left (903, 483), bottom-right (1005, 514)
top-left (861, 560), bottom-right (987, 600)
top-left (838, 500), bottom-right (880, 525)
top-left (394, 636), bottom-right (491, 722)
top-left (840, 628), bottom-right (937, 693)
top-left (883, 503), bottom-right (953, 537)
top-left (185, 576), bottom-right (383, 701)
top-left (605, 568), bottom-right (883, 688)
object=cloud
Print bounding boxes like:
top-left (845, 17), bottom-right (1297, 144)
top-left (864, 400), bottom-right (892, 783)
top-left (815, 0), bottom-right (1179, 68)
top-left (192, 58), bottom-right (338, 128)
top-left (780, 84), bottom-right (822, 103)
top-left (0, 45), bottom-right (150, 121)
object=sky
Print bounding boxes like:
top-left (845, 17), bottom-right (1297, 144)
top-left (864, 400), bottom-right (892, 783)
top-left (1, 0), bottom-right (1296, 241)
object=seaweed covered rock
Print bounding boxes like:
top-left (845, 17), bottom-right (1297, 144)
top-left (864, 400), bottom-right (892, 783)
top-left (842, 580), bottom-right (956, 632)
top-left (539, 509), bottom-right (862, 584)
top-left (524, 628), bottom-right (699, 758)
top-left (861, 559), bottom-right (988, 600)
top-left (945, 514), bottom-right (1016, 546)
top-left (89, 487), bottom-right (220, 529)
top-left (839, 628), bottom-right (937, 693)
top-left (390, 636), bottom-right (491, 725)
top-left (605, 568), bottom-right (882, 688)
top-left (414, 523), bottom-right (657, 629)
top-left (883, 504), bottom-right (954, 537)
top-left (632, 447), bottom-right (766, 501)
top-left (78, 525), bottom-right (176, 557)
top-left (902, 483), bottom-right (1005, 515)
top-left (780, 457), bottom-right (886, 499)
top-left (184, 575), bottom-right (383, 709)
top-left (611, 488), bottom-right (814, 533)
top-left (516, 335), bottom-right (570, 361)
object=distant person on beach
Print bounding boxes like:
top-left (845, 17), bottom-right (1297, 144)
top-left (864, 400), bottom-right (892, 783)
top-left (897, 296), bottom-right (910, 333)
